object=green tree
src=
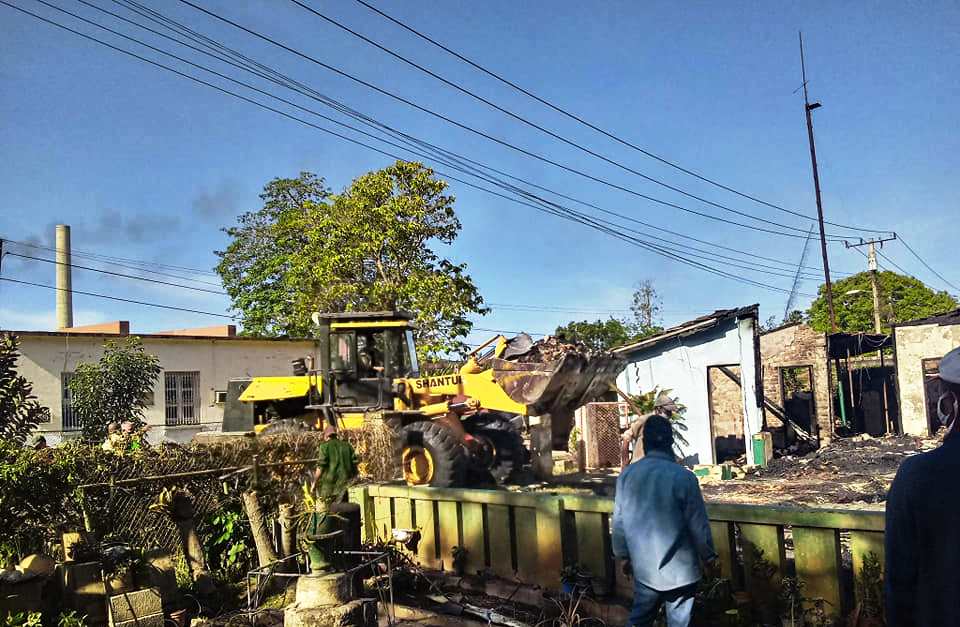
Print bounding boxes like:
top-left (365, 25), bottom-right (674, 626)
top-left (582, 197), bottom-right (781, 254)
top-left (68, 337), bottom-right (161, 441)
top-left (807, 271), bottom-right (957, 333)
top-left (0, 334), bottom-right (50, 445)
top-left (629, 279), bottom-right (664, 338)
top-left (555, 318), bottom-right (636, 351)
top-left (216, 162), bottom-right (487, 359)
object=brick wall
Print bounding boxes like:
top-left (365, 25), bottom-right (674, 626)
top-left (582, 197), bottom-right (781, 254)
top-left (707, 365), bottom-right (745, 461)
top-left (759, 324), bottom-right (833, 444)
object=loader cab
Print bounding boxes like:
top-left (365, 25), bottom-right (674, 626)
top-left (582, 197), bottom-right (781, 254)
top-left (314, 311), bottom-right (419, 409)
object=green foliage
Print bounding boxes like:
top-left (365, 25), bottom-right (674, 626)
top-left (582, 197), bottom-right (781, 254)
top-left (555, 318), bottom-right (636, 351)
top-left (761, 309), bottom-right (806, 332)
top-left (627, 386), bottom-right (689, 456)
top-left (56, 612), bottom-right (87, 627)
top-left (67, 337), bottom-right (161, 442)
top-left (199, 503), bottom-right (254, 578)
top-left (807, 271), bottom-right (957, 333)
top-left (2, 613), bottom-right (41, 627)
top-left (555, 281), bottom-right (664, 351)
top-left (567, 426), bottom-right (581, 455)
top-left (216, 163), bottom-right (488, 360)
top-left (0, 333), bottom-right (50, 445)
top-left (855, 552), bottom-right (884, 619)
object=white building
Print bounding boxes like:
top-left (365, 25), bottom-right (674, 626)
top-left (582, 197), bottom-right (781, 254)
top-left (12, 321), bottom-right (319, 444)
top-left (614, 306), bottom-right (764, 466)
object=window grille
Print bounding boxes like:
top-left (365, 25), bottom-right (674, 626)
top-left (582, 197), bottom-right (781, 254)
top-left (165, 371), bottom-right (201, 426)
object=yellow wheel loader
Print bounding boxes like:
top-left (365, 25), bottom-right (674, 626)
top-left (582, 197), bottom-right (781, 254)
top-left (222, 311), bottom-right (623, 487)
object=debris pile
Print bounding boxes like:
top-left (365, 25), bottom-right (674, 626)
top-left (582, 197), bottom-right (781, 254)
top-left (758, 433), bottom-right (937, 480)
top-left (497, 333), bottom-right (588, 363)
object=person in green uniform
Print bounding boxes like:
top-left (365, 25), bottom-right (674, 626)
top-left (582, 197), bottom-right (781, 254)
top-left (316, 425), bottom-right (359, 502)
top-left (312, 425), bottom-right (362, 566)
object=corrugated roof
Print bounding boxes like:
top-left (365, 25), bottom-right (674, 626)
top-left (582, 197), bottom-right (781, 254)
top-left (613, 304), bottom-right (759, 355)
top-left (893, 308), bottom-right (960, 328)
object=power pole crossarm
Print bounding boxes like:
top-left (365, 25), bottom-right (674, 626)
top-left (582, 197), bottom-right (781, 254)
top-left (844, 235), bottom-right (898, 333)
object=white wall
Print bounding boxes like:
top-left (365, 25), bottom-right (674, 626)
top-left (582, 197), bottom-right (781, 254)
top-left (616, 316), bottom-right (762, 465)
top-left (894, 322), bottom-right (960, 436)
top-left (16, 334), bottom-right (319, 444)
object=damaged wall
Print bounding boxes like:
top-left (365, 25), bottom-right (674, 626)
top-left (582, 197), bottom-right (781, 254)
top-left (894, 320), bottom-right (960, 436)
top-left (759, 323), bottom-right (833, 445)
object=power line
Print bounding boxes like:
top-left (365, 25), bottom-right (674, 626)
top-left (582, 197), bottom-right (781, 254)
top-left (3, 238), bottom-right (224, 287)
top-left (176, 0), bottom-right (857, 240)
top-left (290, 0), bottom-right (881, 238)
top-left (101, 0), bottom-right (847, 274)
top-left (1, 1), bottom-right (811, 296)
top-left (349, 0), bottom-right (892, 236)
top-left (897, 236), bottom-right (960, 292)
top-left (4, 252), bottom-right (228, 295)
top-left (0, 276), bottom-right (237, 319)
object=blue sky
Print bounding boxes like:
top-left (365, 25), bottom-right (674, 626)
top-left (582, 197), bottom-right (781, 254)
top-left (1, 0), bottom-right (958, 345)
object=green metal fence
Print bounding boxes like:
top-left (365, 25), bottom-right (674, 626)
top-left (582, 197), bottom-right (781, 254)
top-left (349, 485), bottom-right (885, 619)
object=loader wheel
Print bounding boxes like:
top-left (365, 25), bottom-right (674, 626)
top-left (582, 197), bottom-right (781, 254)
top-left (395, 421), bottom-right (467, 487)
top-left (466, 414), bottom-right (528, 483)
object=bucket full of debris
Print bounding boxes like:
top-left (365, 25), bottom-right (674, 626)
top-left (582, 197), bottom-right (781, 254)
top-left (481, 334), bottom-right (625, 446)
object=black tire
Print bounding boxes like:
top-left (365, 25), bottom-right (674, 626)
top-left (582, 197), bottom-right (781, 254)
top-left (465, 414), bottom-right (528, 483)
top-left (395, 421), bottom-right (467, 487)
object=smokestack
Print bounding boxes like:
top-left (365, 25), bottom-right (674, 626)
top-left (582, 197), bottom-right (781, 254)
top-left (55, 224), bottom-right (73, 329)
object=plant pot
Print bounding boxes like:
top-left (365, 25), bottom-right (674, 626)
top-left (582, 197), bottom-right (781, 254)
top-left (169, 609), bottom-right (188, 627)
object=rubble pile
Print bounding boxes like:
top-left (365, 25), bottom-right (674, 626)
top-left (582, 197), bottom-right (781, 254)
top-left (758, 433), bottom-right (938, 480)
top-left (512, 335), bottom-right (587, 363)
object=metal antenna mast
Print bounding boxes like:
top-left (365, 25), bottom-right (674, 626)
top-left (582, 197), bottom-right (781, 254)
top-left (785, 225), bottom-right (815, 320)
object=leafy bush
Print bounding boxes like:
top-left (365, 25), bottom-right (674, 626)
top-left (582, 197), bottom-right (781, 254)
top-left (2, 613), bottom-right (41, 627)
top-left (199, 502), bottom-right (254, 578)
top-left (68, 337), bottom-right (161, 442)
top-left (0, 333), bottom-right (50, 445)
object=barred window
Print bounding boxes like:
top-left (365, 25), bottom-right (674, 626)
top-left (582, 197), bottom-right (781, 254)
top-left (61, 372), bottom-right (77, 429)
top-left (165, 371), bottom-right (200, 426)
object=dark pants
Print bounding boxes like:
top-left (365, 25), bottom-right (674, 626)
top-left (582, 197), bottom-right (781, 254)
top-left (629, 580), bottom-right (697, 627)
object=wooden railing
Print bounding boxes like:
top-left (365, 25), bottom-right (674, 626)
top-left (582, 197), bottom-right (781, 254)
top-left (349, 485), bottom-right (885, 619)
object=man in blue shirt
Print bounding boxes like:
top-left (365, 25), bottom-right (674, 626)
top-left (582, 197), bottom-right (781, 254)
top-left (612, 414), bottom-right (717, 627)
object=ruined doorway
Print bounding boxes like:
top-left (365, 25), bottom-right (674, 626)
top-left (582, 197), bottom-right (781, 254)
top-left (780, 366), bottom-right (815, 436)
top-left (707, 365), bottom-right (745, 463)
top-left (922, 358), bottom-right (944, 435)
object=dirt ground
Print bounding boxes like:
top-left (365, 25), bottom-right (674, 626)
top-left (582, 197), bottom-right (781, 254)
top-left (701, 432), bottom-right (942, 508)
top-left (541, 432), bottom-right (944, 509)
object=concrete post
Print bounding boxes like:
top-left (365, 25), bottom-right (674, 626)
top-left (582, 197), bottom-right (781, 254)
top-left (55, 224), bottom-right (73, 329)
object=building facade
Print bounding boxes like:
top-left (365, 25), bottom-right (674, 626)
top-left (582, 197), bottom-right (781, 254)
top-left (893, 309), bottom-right (960, 436)
top-left (614, 306), bottom-right (763, 465)
top-left (13, 327), bottom-right (319, 444)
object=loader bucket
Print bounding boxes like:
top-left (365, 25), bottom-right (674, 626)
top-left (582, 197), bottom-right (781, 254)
top-left (489, 351), bottom-right (626, 416)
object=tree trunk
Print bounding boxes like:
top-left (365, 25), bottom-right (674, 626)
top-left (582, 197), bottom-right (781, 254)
top-left (243, 490), bottom-right (279, 568)
top-left (170, 493), bottom-right (214, 594)
top-left (279, 503), bottom-right (297, 558)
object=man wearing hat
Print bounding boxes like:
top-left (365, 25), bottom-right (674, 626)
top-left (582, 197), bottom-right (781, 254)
top-left (316, 424), bottom-right (359, 502)
top-left (885, 345), bottom-right (960, 626)
top-left (621, 392), bottom-right (679, 468)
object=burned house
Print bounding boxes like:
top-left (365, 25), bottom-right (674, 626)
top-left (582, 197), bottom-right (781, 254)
top-left (893, 308), bottom-right (960, 436)
top-left (613, 306), bottom-right (764, 465)
top-left (760, 322), bottom-right (896, 449)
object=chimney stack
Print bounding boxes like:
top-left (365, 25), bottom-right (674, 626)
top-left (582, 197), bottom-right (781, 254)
top-left (55, 224), bottom-right (73, 329)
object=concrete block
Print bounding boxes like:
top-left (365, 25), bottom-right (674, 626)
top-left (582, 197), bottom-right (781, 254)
top-left (285, 597), bottom-right (377, 627)
top-left (294, 573), bottom-right (354, 607)
top-left (108, 587), bottom-right (163, 624)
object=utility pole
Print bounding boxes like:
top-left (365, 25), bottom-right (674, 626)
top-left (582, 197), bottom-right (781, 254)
top-left (844, 235), bottom-right (898, 332)
top-left (799, 32), bottom-right (837, 332)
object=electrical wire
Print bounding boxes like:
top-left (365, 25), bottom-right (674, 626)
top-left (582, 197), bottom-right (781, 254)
top-left (5, 252), bottom-right (228, 295)
top-left (897, 236), bottom-right (959, 292)
top-left (349, 0), bottom-right (892, 236)
top-left (0, 276), bottom-right (237, 319)
top-left (289, 0), bottom-right (886, 238)
top-left (1, 1), bottom-right (813, 295)
top-left (100, 0), bottom-right (847, 274)
top-left (176, 0), bottom-right (860, 240)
